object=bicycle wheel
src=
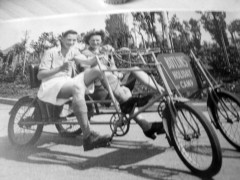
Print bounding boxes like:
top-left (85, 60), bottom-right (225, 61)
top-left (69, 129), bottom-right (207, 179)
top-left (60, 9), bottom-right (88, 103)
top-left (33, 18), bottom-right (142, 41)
top-left (8, 96), bottom-right (43, 147)
top-left (167, 101), bottom-right (222, 178)
top-left (210, 90), bottom-right (240, 150)
top-left (55, 104), bottom-right (82, 137)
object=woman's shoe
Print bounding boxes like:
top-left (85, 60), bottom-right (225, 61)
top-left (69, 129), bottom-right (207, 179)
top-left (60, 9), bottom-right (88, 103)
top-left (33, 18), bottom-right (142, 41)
top-left (120, 94), bottom-right (153, 114)
top-left (143, 122), bottom-right (165, 140)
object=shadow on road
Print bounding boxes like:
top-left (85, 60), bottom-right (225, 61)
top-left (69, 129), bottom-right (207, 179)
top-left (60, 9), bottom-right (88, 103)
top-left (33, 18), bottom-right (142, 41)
top-left (0, 132), bottom-right (204, 180)
top-left (221, 147), bottom-right (240, 159)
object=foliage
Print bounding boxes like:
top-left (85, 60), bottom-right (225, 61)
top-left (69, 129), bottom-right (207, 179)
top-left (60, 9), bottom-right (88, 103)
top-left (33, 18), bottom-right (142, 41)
top-left (197, 45), bottom-right (240, 80)
top-left (169, 14), bottom-right (189, 52)
top-left (0, 36), bottom-right (28, 83)
top-left (0, 82), bottom-right (37, 99)
top-left (188, 18), bottom-right (202, 50)
top-left (105, 14), bottom-right (131, 49)
top-left (132, 12), bottom-right (162, 48)
top-left (199, 12), bottom-right (229, 47)
top-left (228, 19), bottom-right (240, 34)
top-left (0, 65), bottom-right (14, 82)
top-left (169, 15), bottom-right (202, 53)
top-left (30, 32), bottom-right (59, 62)
top-left (1, 11), bottom-right (240, 98)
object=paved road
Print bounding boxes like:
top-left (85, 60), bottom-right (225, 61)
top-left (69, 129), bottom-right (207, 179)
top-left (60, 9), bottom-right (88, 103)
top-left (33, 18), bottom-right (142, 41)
top-left (0, 103), bottom-right (240, 180)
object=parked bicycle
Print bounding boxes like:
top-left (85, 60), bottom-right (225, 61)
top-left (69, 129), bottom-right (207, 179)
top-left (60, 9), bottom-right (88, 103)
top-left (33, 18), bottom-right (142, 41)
top-left (189, 50), bottom-right (240, 150)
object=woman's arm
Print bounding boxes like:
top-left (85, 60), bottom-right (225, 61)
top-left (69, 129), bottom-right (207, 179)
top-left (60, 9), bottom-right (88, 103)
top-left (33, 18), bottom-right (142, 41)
top-left (74, 54), bottom-right (102, 67)
top-left (109, 55), bottom-right (123, 79)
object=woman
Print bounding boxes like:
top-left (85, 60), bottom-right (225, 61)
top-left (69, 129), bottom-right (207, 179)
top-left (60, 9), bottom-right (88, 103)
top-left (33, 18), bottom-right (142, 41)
top-left (37, 30), bottom-right (111, 151)
top-left (79, 30), bottom-right (165, 140)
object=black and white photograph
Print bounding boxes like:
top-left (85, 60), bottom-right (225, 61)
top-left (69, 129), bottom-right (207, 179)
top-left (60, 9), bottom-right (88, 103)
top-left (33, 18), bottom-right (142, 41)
top-left (0, 0), bottom-right (240, 180)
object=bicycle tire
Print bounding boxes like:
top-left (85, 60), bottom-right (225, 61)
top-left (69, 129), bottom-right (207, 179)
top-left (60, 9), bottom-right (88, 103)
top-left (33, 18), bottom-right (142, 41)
top-left (8, 96), bottom-right (43, 147)
top-left (167, 101), bottom-right (222, 177)
top-left (209, 90), bottom-right (240, 150)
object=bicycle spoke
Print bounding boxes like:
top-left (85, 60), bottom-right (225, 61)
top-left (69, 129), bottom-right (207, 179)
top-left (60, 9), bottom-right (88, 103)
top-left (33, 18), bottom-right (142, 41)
top-left (215, 93), bottom-right (240, 149)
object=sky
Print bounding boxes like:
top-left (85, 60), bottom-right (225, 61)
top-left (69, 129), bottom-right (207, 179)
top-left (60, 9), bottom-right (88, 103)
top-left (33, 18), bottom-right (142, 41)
top-left (0, 11), bottom-right (240, 51)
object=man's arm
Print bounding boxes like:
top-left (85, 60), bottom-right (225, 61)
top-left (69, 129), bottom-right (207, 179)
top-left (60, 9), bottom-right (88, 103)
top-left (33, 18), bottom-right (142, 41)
top-left (37, 66), bottom-right (62, 80)
top-left (37, 49), bottom-right (69, 80)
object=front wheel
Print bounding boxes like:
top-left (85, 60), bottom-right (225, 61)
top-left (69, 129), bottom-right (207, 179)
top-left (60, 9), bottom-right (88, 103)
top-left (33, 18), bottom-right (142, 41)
top-left (210, 90), bottom-right (240, 150)
top-left (8, 96), bottom-right (43, 147)
top-left (167, 101), bottom-right (222, 178)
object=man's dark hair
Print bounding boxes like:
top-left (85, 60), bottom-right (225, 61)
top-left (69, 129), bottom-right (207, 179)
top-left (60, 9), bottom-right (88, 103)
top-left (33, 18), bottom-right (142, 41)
top-left (62, 30), bottom-right (78, 38)
top-left (83, 30), bottom-right (105, 45)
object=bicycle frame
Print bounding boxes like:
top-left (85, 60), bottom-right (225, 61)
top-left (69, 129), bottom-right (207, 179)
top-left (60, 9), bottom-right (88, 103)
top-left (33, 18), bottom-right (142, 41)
top-left (189, 50), bottom-right (238, 128)
top-left (96, 51), bottom-right (190, 140)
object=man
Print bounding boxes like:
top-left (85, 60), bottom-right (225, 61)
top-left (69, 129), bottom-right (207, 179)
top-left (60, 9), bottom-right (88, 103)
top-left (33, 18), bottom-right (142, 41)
top-left (37, 30), bottom-right (111, 151)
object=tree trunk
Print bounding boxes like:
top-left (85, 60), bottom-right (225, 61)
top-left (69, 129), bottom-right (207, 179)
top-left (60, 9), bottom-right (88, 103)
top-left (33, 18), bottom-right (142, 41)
top-left (212, 13), bottom-right (230, 67)
top-left (232, 32), bottom-right (240, 58)
top-left (161, 12), bottom-right (172, 52)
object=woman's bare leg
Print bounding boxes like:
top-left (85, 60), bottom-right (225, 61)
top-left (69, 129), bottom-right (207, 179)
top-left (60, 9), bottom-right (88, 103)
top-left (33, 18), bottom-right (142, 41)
top-left (130, 66), bottom-right (164, 93)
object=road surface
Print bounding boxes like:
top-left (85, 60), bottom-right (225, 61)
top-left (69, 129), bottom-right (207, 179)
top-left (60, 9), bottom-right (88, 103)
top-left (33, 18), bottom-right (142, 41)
top-left (0, 103), bottom-right (240, 180)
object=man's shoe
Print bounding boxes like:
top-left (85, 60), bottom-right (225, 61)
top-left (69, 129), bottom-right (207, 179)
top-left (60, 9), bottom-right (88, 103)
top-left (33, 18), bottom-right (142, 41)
top-left (120, 94), bottom-right (153, 114)
top-left (83, 131), bottom-right (111, 151)
top-left (143, 122), bottom-right (165, 140)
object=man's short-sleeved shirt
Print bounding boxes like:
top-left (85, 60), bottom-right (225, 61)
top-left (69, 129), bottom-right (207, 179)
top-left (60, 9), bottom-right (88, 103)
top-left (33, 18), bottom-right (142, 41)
top-left (39, 46), bottom-right (82, 81)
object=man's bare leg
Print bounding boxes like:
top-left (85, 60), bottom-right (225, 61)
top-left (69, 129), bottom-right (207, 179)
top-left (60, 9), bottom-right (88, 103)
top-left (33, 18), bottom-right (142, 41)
top-left (57, 70), bottom-right (111, 151)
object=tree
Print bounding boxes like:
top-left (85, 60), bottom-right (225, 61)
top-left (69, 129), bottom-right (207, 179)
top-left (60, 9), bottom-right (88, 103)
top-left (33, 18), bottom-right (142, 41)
top-left (30, 32), bottom-right (59, 62)
top-left (132, 12), bottom-right (162, 47)
top-left (228, 19), bottom-right (240, 34)
top-left (200, 12), bottom-right (230, 67)
top-left (131, 21), bottom-right (147, 49)
top-left (105, 14), bottom-right (131, 49)
top-left (199, 12), bottom-right (229, 47)
top-left (228, 19), bottom-right (240, 50)
top-left (189, 18), bottom-right (202, 50)
top-left (169, 14), bottom-right (190, 52)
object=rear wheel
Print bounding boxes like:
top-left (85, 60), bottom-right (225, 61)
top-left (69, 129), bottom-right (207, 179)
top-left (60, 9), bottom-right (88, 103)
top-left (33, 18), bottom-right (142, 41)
top-left (168, 102), bottom-right (222, 178)
top-left (212, 91), bottom-right (240, 150)
top-left (8, 96), bottom-right (43, 147)
top-left (55, 104), bottom-right (82, 137)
